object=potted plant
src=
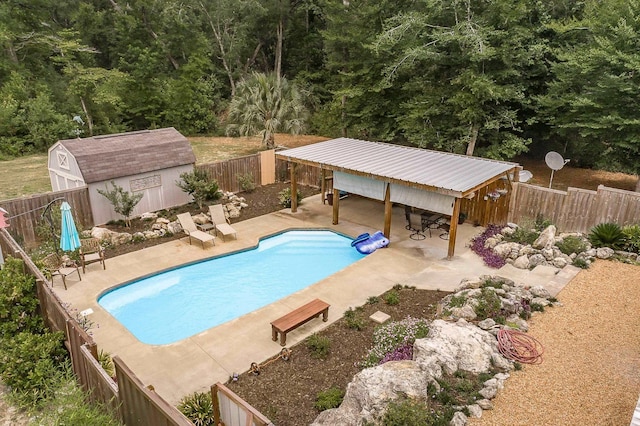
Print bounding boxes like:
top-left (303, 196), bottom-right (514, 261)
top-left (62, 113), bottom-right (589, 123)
top-left (458, 212), bottom-right (468, 224)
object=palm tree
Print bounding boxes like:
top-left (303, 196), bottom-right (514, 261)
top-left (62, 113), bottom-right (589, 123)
top-left (225, 72), bottom-right (307, 149)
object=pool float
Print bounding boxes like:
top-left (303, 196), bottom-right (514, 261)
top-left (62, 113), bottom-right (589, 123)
top-left (351, 233), bottom-right (370, 247)
top-left (354, 231), bottom-right (390, 254)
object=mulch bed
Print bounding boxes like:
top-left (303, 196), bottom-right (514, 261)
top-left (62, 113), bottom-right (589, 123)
top-left (102, 183), bottom-right (320, 258)
top-left (226, 287), bottom-right (449, 426)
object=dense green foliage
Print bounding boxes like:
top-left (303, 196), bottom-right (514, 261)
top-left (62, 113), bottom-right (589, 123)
top-left (314, 386), bottom-right (344, 411)
top-left (1, 0), bottom-right (639, 176)
top-left (96, 181), bottom-right (145, 227)
top-left (178, 391), bottom-right (215, 426)
top-left (0, 257), bottom-right (45, 337)
top-left (588, 222), bottom-right (625, 248)
top-left (176, 169), bottom-right (222, 209)
top-left (0, 258), bottom-right (121, 423)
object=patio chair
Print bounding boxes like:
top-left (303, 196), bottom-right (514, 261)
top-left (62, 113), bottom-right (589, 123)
top-left (208, 204), bottom-right (238, 241)
top-left (79, 238), bottom-right (106, 273)
top-left (176, 213), bottom-right (216, 249)
top-left (408, 213), bottom-right (427, 240)
top-left (41, 253), bottom-right (81, 290)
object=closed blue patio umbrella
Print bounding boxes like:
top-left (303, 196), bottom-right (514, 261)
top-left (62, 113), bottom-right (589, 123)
top-left (60, 202), bottom-right (81, 252)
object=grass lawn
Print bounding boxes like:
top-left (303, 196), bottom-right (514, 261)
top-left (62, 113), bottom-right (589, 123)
top-left (0, 154), bottom-right (50, 200)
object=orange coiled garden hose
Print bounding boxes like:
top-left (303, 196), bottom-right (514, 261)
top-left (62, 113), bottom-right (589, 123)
top-left (497, 329), bottom-right (544, 365)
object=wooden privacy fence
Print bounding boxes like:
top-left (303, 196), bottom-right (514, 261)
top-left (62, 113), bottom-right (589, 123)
top-left (212, 383), bottom-right (273, 426)
top-left (0, 187), bottom-right (93, 248)
top-left (1, 150), bottom-right (325, 248)
top-left (0, 228), bottom-right (192, 426)
top-left (508, 183), bottom-right (640, 233)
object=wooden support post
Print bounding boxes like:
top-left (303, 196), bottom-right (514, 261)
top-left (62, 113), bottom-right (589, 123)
top-left (211, 384), bottom-right (222, 426)
top-left (290, 163), bottom-right (298, 213)
top-left (383, 184), bottom-right (392, 239)
top-left (332, 188), bottom-right (339, 225)
top-left (321, 169), bottom-right (326, 204)
top-left (447, 197), bottom-right (462, 259)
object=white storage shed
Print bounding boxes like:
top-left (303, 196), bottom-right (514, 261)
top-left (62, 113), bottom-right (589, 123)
top-left (48, 127), bottom-right (196, 225)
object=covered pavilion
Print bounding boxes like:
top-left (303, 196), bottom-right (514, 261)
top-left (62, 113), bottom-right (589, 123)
top-left (276, 138), bottom-right (521, 258)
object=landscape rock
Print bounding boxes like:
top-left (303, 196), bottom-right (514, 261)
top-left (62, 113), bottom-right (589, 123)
top-left (450, 411), bottom-right (468, 426)
top-left (596, 247), bottom-right (614, 259)
top-left (528, 253), bottom-right (548, 267)
top-left (467, 404), bottom-right (483, 418)
top-left (312, 318), bottom-right (512, 426)
top-left (513, 254), bottom-right (530, 269)
top-left (533, 225), bottom-right (557, 249)
top-left (139, 212), bottom-right (158, 221)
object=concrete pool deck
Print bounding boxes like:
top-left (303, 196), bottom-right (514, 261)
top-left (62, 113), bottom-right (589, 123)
top-left (52, 194), bottom-right (577, 405)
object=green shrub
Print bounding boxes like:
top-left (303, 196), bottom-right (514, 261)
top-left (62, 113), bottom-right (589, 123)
top-left (573, 257), bottom-right (590, 269)
top-left (384, 290), bottom-right (400, 306)
top-left (314, 386), bottom-right (344, 411)
top-left (178, 391), bottom-right (215, 426)
top-left (97, 181), bottom-right (144, 227)
top-left (33, 373), bottom-right (120, 426)
top-left (534, 214), bottom-right (554, 231)
top-left (474, 288), bottom-right (502, 320)
top-left (481, 278), bottom-right (505, 289)
top-left (237, 173), bottom-right (256, 192)
top-left (0, 331), bottom-right (67, 407)
top-left (382, 397), bottom-right (447, 426)
top-left (0, 257), bottom-right (45, 338)
top-left (343, 308), bottom-right (365, 331)
top-left (177, 169), bottom-right (222, 209)
top-left (366, 296), bottom-right (380, 305)
top-left (278, 187), bottom-right (302, 207)
top-left (448, 294), bottom-right (467, 308)
top-left (588, 222), bottom-right (624, 248)
top-left (306, 334), bottom-right (331, 359)
top-left (622, 224), bottom-right (640, 253)
top-left (504, 226), bottom-right (539, 245)
top-left (556, 235), bottom-right (588, 255)
top-left (98, 350), bottom-right (115, 378)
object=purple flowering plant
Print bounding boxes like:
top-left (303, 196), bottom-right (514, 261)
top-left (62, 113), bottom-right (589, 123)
top-left (470, 224), bottom-right (506, 268)
top-left (361, 316), bottom-right (429, 368)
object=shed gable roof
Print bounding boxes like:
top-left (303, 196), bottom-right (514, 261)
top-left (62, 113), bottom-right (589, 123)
top-left (276, 138), bottom-right (520, 196)
top-left (57, 128), bottom-right (196, 184)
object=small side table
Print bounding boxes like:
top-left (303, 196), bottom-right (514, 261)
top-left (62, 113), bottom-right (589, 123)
top-left (196, 222), bottom-right (215, 234)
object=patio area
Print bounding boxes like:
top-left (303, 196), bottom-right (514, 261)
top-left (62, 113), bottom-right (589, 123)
top-left (52, 194), bottom-right (569, 405)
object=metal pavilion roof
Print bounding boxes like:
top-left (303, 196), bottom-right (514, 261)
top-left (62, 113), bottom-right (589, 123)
top-left (276, 138), bottom-right (520, 197)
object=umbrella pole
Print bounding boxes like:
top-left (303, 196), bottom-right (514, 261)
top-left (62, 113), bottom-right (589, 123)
top-left (41, 197), bottom-right (66, 253)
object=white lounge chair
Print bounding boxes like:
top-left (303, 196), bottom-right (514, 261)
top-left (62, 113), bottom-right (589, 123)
top-left (176, 213), bottom-right (216, 249)
top-left (208, 204), bottom-right (238, 241)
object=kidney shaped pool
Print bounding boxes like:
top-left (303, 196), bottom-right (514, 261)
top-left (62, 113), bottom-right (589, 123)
top-left (98, 230), bottom-right (366, 345)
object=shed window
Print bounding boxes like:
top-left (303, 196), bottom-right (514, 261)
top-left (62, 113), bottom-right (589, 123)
top-left (57, 152), bottom-right (69, 170)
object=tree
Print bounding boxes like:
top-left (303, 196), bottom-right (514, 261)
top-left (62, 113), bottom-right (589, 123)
top-left (538, 0), bottom-right (640, 189)
top-left (197, 0), bottom-right (266, 96)
top-left (225, 72), bottom-right (307, 149)
top-left (96, 181), bottom-right (144, 227)
top-left (176, 169), bottom-right (221, 209)
top-left (371, 0), bottom-right (537, 159)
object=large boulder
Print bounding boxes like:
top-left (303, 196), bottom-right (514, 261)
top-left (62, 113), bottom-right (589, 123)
top-left (533, 225), bottom-right (557, 249)
top-left (311, 319), bottom-right (511, 426)
top-left (311, 361), bottom-right (430, 425)
top-left (414, 319), bottom-right (509, 375)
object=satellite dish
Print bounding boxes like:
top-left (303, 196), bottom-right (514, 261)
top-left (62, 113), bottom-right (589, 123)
top-left (545, 151), bottom-right (570, 188)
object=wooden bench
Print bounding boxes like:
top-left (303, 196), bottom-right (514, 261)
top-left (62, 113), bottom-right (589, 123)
top-left (270, 299), bottom-right (330, 346)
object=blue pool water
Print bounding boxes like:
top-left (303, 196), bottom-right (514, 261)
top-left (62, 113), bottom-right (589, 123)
top-left (98, 230), bottom-right (366, 345)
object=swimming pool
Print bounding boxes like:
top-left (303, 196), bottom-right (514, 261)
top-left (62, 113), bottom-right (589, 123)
top-left (98, 230), bottom-right (366, 345)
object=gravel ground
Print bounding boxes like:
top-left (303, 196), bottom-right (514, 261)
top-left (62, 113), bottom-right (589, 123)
top-left (470, 260), bottom-right (640, 426)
